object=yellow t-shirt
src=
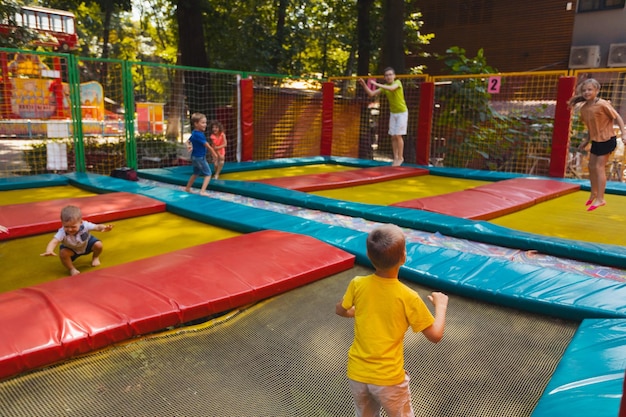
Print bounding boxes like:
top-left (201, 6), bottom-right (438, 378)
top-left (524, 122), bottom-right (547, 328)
top-left (382, 80), bottom-right (408, 114)
top-left (580, 98), bottom-right (620, 142)
top-left (341, 274), bottom-right (435, 386)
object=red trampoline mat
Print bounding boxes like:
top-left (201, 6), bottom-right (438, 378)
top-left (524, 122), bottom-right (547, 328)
top-left (254, 166), bottom-right (429, 191)
top-left (0, 230), bottom-right (355, 380)
top-left (0, 192), bottom-right (166, 240)
top-left (392, 177), bottom-right (580, 220)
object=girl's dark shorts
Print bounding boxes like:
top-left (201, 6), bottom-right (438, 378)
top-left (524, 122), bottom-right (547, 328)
top-left (591, 136), bottom-right (617, 156)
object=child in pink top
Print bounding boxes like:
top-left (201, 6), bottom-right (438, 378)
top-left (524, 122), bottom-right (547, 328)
top-left (210, 120), bottom-right (227, 179)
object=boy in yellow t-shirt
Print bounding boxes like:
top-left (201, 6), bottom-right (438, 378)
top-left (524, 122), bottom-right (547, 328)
top-left (336, 224), bottom-right (448, 417)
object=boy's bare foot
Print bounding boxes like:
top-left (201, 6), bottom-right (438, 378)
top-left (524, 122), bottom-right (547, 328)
top-left (200, 191), bottom-right (210, 196)
top-left (70, 268), bottom-right (80, 276)
top-left (91, 257), bottom-right (101, 267)
top-left (184, 187), bottom-right (192, 193)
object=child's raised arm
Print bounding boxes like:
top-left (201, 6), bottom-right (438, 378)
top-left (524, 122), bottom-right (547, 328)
top-left (358, 78), bottom-right (379, 97)
top-left (422, 291), bottom-right (448, 343)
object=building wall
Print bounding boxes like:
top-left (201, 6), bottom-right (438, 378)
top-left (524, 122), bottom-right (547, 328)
top-left (572, 7), bottom-right (626, 67)
top-left (411, 0), bottom-right (576, 74)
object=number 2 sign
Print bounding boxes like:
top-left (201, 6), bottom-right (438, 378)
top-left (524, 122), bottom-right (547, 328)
top-left (488, 76), bottom-right (501, 94)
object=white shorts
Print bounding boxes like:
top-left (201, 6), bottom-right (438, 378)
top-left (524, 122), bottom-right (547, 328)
top-left (388, 112), bottom-right (408, 136)
top-left (348, 373), bottom-right (415, 417)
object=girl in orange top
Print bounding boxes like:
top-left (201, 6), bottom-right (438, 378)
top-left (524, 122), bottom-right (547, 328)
top-left (569, 78), bottom-right (626, 211)
top-left (210, 120), bottom-right (227, 179)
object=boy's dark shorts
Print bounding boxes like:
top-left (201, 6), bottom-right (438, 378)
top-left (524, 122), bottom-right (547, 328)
top-left (60, 236), bottom-right (100, 261)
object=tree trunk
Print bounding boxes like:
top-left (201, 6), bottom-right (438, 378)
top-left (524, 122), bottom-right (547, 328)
top-left (176, 0), bottom-right (212, 119)
top-left (270, 0), bottom-right (287, 72)
top-left (356, 0), bottom-right (374, 77)
top-left (102, 4), bottom-right (112, 59)
top-left (381, 0), bottom-right (405, 74)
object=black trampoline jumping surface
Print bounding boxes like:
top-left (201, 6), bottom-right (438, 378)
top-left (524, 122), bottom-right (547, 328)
top-left (0, 265), bottom-right (577, 417)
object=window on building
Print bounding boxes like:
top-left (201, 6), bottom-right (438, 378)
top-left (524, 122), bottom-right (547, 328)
top-left (458, 0), bottom-right (493, 25)
top-left (578, 0), bottom-right (625, 12)
top-left (38, 13), bottom-right (51, 31)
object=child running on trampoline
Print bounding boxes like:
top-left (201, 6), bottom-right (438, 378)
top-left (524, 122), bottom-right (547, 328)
top-left (40, 205), bottom-right (114, 276)
top-left (335, 224), bottom-right (448, 417)
top-left (358, 67), bottom-right (408, 166)
top-left (569, 78), bottom-right (626, 211)
top-left (185, 112), bottom-right (219, 196)
top-left (210, 120), bottom-right (227, 179)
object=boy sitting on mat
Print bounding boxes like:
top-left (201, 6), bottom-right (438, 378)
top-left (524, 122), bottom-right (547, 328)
top-left (40, 205), bottom-right (114, 276)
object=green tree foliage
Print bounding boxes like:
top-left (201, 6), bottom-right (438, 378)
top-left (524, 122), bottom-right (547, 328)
top-left (436, 47), bottom-right (547, 171)
top-left (405, 11), bottom-right (434, 74)
top-left (7, 0), bottom-right (432, 78)
top-left (198, 0), bottom-right (356, 76)
top-left (439, 46), bottom-right (496, 75)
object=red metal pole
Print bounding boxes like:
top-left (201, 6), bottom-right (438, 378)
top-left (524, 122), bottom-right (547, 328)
top-left (549, 76), bottom-right (576, 178)
top-left (0, 52), bottom-right (11, 119)
top-left (416, 81), bottom-right (435, 166)
top-left (240, 77), bottom-right (254, 162)
top-left (320, 82), bottom-right (334, 156)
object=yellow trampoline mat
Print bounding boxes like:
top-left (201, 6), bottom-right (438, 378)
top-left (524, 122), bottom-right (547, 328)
top-left (312, 175), bottom-right (489, 205)
top-left (0, 211), bottom-right (240, 293)
top-left (491, 190), bottom-right (626, 247)
top-left (219, 164), bottom-right (355, 181)
top-left (0, 185), bottom-right (96, 205)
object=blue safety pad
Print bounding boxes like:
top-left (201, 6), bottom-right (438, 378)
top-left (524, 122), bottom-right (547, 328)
top-left (138, 160), bottom-right (626, 268)
top-left (531, 319), bottom-right (626, 417)
top-left (0, 174), bottom-right (68, 191)
top-left (202, 178), bottom-right (626, 270)
top-left (143, 156), bottom-right (388, 180)
top-left (64, 172), bottom-right (626, 320)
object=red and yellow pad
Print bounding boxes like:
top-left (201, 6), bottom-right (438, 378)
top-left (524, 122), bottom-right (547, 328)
top-left (0, 192), bottom-right (166, 240)
top-left (391, 178), bottom-right (580, 220)
top-left (0, 230), bottom-right (355, 380)
top-left (253, 166), bottom-right (428, 191)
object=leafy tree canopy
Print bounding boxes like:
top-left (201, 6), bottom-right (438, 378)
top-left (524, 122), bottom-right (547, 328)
top-left (4, 0), bottom-right (433, 77)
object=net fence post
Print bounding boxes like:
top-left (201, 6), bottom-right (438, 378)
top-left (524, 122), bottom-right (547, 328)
top-left (549, 76), bottom-right (576, 178)
top-left (240, 77), bottom-right (254, 161)
top-left (67, 54), bottom-right (85, 172)
top-left (122, 60), bottom-right (136, 169)
top-left (417, 81), bottom-right (434, 166)
top-left (321, 82), bottom-right (334, 156)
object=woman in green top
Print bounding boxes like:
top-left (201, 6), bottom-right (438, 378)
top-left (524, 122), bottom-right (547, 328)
top-left (359, 67), bottom-right (408, 166)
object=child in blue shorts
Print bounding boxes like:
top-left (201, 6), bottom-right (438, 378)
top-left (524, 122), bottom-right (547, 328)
top-left (185, 112), bottom-right (219, 196)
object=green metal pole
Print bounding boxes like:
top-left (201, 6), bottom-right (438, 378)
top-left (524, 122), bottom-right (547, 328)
top-left (122, 60), bottom-right (137, 169)
top-left (67, 54), bottom-right (85, 172)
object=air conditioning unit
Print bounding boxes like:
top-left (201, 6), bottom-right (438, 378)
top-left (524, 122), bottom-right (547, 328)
top-left (569, 45), bottom-right (601, 69)
top-left (608, 43), bottom-right (626, 67)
